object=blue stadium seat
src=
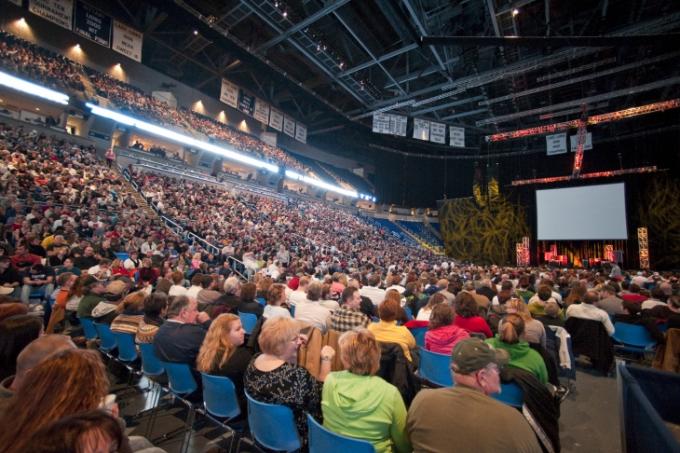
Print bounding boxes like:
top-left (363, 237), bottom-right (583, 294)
top-left (307, 413), bottom-right (375, 453)
top-left (418, 347), bottom-right (453, 387)
top-left (93, 322), bottom-right (117, 356)
top-left (201, 373), bottom-right (241, 420)
top-left (491, 382), bottom-right (524, 408)
top-left (239, 311), bottom-right (258, 335)
top-left (79, 317), bottom-right (98, 341)
top-left (409, 326), bottom-right (427, 348)
top-left (245, 392), bottom-right (301, 452)
top-left (612, 322), bottom-right (657, 355)
top-left (112, 332), bottom-right (138, 362)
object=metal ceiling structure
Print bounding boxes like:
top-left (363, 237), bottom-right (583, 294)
top-left (93, 0), bottom-right (679, 162)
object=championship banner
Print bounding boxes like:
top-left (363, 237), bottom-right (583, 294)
top-left (570, 132), bottom-right (593, 151)
top-left (391, 114), bottom-right (407, 137)
top-left (269, 107), bottom-right (283, 131)
top-left (219, 79), bottom-right (238, 108)
top-left (372, 112), bottom-right (391, 134)
top-left (29, 0), bottom-right (74, 30)
top-left (74, 1), bottom-right (111, 47)
top-left (253, 98), bottom-right (270, 124)
top-left (449, 126), bottom-right (465, 148)
top-left (413, 118), bottom-right (430, 141)
top-left (112, 20), bottom-right (142, 62)
top-left (546, 132), bottom-right (567, 155)
top-left (283, 116), bottom-right (296, 137)
top-left (237, 90), bottom-right (255, 116)
top-left (430, 121), bottom-right (446, 144)
top-left (295, 122), bottom-right (307, 144)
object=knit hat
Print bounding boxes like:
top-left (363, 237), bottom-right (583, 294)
top-left (451, 338), bottom-right (509, 374)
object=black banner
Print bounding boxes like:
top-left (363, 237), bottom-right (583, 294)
top-left (74, 1), bottom-right (111, 47)
top-left (237, 89), bottom-right (255, 116)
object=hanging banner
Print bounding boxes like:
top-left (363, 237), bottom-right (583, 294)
top-left (253, 98), bottom-right (270, 124)
top-left (237, 90), bottom-right (255, 116)
top-left (112, 20), bottom-right (142, 62)
top-left (295, 123), bottom-right (307, 143)
top-left (283, 116), bottom-right (296, 137)
top-left (430, 121), bottom-right (446, 144)
top-left (29, 0), bottom-right (74, 30)
top-left (73, 1), bottom-right (111, 47)
top-left (570, 132), bottom-right (593, 151)
top-left (8, 0), bottom-right (23, 6)
top-left (391, 114), bottom-right (408, 137)
top-left (413, 118), bottom-right (430, 141)
top-left (449, 126), bottom-right (465, 147)
top-left (546, 132), bottom-right (567, 155)
top-left (269, 107), bottom-right (283, 131)
top-left (372, 112), bottom-right (391, 134)
top-left (219, 79), bottom-right (238, 108)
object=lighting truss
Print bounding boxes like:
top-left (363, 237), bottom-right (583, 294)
top-left (511, 166), bottom-right (659, 186)
top-left (0, 70), bottom-right (69, 105)
top-left (487, 99), bottom-right (680, 142)
top-left (638, 227), bottom-right (649, 269)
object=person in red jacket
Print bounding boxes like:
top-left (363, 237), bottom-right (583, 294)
top-left (425, 303), bottom-right (470, 355)
top-left (453, 292), bottom-right (493, 338)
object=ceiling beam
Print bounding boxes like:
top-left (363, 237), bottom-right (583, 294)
top-left (339, 43), bottom-right (418, 77)
top-left (255, 0), bottom-right (352, 54)
top-left (411, 95), bottom-right (486, 116)
top-left (383, 55), bottom-right (459, 88)
top-left (240, 0), bottom-right (367, 106)
top-left (421, 34), bottom-right (680, 48)
top-left (401, 0), bottom-right (452, 82)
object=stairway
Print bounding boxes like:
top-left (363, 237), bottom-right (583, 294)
top-left (393, 222), bottom-right (445, 255)
top-left (78, 73), bottom-right (97, 101)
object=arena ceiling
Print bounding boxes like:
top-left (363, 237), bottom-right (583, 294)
top-left (93, 0), bottom-right (680, 188)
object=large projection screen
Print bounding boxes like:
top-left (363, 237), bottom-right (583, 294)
top-left (536, 183), bottom-right (628, 240)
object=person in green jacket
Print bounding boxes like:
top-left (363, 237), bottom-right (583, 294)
top-left (321, 329), bottom-right (411, 453)
top-left (485, 314), bottom-right (549, 385)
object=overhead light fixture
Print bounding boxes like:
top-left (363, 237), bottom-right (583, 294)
top-left (282, 10), bottom-right (288, 17)
top-left (193, 30), bottom-right (198, 35)
top-left (74, 43), bottom-right (81, 50)
top-left (285, 170), bottom-right (358, 198)
top-left (85, 103), bottom-right (279, 173)
top-left (0, 70), bottom-right (69, 105)
top-left (512, 8), bottom-right (519, 16)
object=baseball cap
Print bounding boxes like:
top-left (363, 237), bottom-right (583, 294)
top-left (451, 338), bottom-right (509, 374)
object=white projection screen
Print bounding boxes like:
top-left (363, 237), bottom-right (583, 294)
top-left (536, 183), bottom-right (628, 240)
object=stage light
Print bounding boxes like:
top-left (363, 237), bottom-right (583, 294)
top-left (85, 103), bottom-right (279, 173)
top-left (285, 170), bottom-right (358, 198)
top-left (282, 10), bottom-right (288, 17)
top-left (512, 9), bottom-right (519, 16)
top-left (17, 17), bottom-right (27, 26)
top-left (193, 30), bottom-right (198, 35)
top-left (0, 70), bottom-right (69, 105)
top-left (74, 44), bottom-right (81, 50)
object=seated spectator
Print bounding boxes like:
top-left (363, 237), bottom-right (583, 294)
top-left (491, 280), bottom-right (514, 309)
top-left (407, 338), bottom-right (541, 453)
top-left (514, 275), bottom-right (535, 303)
top-left (505, 298), bottom-right (547, 348)
top-left (124, 251), bottom-right (140, 270)
top-left (319, 283), bottom-right (340, 311)
top-left (620, 283), bottom-right (647, 304)
top-left (425, 303), bottom-right (470, 355)
top-left (535, 300), bottom-right (565, 328)
top-left (10, 244), bottom-right (42, 274)
top-left (154, 295), bottom-right (210, 364)
top-left (136, 292), bottom-right (167, 344)
top-left (244, 317), bottom-right (334, 439)
top-left (76, 276), bottom-right (106, 319)
top-left (185, 273), bottom-right (204, 301)
top-left (329, 286), bottom-right (370, 332)
top-left (168, 270), bottom-right (187, 297)
top-left (666, 295), bottom-right (680, 330)
top-left (196, 313), bottom-right (252, 409)
top-left (0, 334), bottom-right (76, 411)
top-left (263, 283), bottom-right (292, 319)
top-left (237, 282), bottom-right (264, 318)
top-left (210, 276), bottom-right (241, 318)
top-left (361, 274), bottom-right (386, 307)
top-left (91, 280), bottom-right (129, 324)
top-left (348, 278), bottom-right (376, 318)
top-left (45, 272), bottom-right (77, 334)
top-left (21, 262), bottom-right (54, 304)
top-left (294, 282), bottom-right (332, 332)
top-left (368, 298), bottom-right (416, 362)
top-left (528, 285), bottom-right (558, 317)
top-left (453, 292), bottom-right (493, 338)
top-left (110, 291), bottom-right (146, 335)
top-left (87, 259), bottom-right (112, 281)
top-left (322, 329), bottom-right (410, 453)
top-left (0, 314), bottom-right (43, 381)
top-left (196, 275), bottom-right (221, 310)
top-left (596, 284), bottom-right (624, 315)
top-left (416, 293), bottom-right (446, 321)
top-left (287, 276), bottom-right (309, 306)
top-left (566, 290), bottom-right (615, 336)
top-left (564, 285), bottom-right (587, 307)
top-left (641, 287), bottom-right (668, 311)
top-left (487, 314), bottom-right (549, 385)
top-left (0, 257), bottom-right (21, 299)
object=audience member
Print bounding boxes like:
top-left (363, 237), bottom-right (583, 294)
top-left (329, 286), bottom-right (370, 332)
top-left (453, 292), bottom-right (493, 338)
top-left (294, 281), bottom-right (332, 332)
top-left (153, 295), bottom-right (210, 364)
top-left (0, 314), bottom-right (43, 380)
top-left (237, 282), bottom-right (264, 318)
top-left (566, 290), bottom-right (615, 336)
top-left (263, 283), bottom-right (292, 319)
top-left (368, 298), bottom-right (416, 362)
top-left (425, 303), bottom-right (470, 355)
top-left (136, 292), bottom-right (167, 344)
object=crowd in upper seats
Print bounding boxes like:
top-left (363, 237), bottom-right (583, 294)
top-left (0, 32), bottom-right (85, 93)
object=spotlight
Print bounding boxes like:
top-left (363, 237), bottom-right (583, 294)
top-left (282, 10), bottom-right (287, 17)
top-left (512, 8), bottom-right (519, 16)
top-left (74, 43), bottom-right (81, 50)
top-left (193, 30), bottom-right (198, 35)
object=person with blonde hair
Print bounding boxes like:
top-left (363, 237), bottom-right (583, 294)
top-left (197, 314), bottom-right (251, 408)
top-left (486, 314), bottom-right (548, 384)
top-left (503, 298), bottom-right (546, 348)
top-left (244, 317), bottom-right (334, 438)
top-left (322, 329), bottom-right (410, 453)
top-left (416, 292), bottom-right (446, 321)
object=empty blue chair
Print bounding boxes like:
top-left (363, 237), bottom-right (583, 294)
top-left (409, 326), bottom-right (428, 348)
top-left (307, 414), bottom-right (375, 453)
top-left (93, 322), bottom-right (117, 355)
top-left (492, 382), bottom-right (524, 408)
top-left (245, 392), bottom-right (301, 452)
top-left (418, 347), bottom-right (453, 387)
top-left (139, 343), bottom-right (165, 378)
top-left (79, 317), bottom-right (98, 341)
top-left (239, 311), bottom-right (258, 335)
top-left (113, 332), bottom-right (138, 362)
top-left (162, 362), bottom-right (198, 396)
top-left (613, 322), bottom-right (657, 355)
top-left (201, 373), bottom-right (241, 420)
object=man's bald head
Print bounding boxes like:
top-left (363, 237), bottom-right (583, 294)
top-left (12, 335), bottom-right (76, 391)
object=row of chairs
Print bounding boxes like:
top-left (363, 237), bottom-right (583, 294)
top-left (80, 317), bottom-right (376, 452)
